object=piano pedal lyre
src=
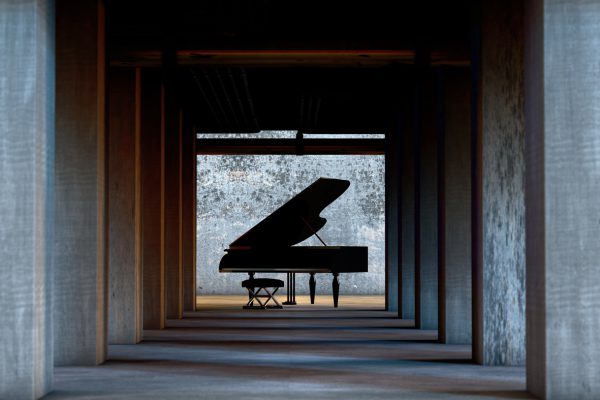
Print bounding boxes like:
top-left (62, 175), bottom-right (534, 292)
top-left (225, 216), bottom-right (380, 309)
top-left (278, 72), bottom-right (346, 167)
top-left (242, 278), bottom-right (284, 309)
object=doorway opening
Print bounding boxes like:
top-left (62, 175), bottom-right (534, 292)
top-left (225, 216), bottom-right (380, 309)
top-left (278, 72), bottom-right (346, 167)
top-left (195, 132), bottom-right (385, 311)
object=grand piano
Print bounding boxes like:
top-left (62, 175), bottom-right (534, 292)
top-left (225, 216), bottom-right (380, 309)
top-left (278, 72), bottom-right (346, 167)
top-left (219, 177), bottom-right (368, 307)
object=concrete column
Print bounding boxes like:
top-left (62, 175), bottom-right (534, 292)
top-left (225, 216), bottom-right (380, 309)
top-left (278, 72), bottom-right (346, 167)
top-left (473, 0), bottom-right (526, 364)
top-left (525, 0), bottom-right (600, 397)
top-left (439, 67), bottom-right (472, 344)
top-left (385, 112), bottom-right (401, 313)
top-left (108, 68), bottom-right (142, 344)
top-left (0, 0), bottom-right (53, 397)
top-left (141, 71), bottom-right (165, 329)
top-left (164, 89), bottom-right (183, 320)
top-left (416, 72), bottom-right (438, 330)
top-left (182, 115), bottom-right (197, 312)
top-left (54, 0), bottom-right (107, 365)
top-left (401, 87), bottom-right (416, 320)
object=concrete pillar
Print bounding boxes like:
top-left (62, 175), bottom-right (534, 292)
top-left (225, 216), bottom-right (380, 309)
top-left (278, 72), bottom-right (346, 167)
top-left (385, 112), bottom-right (401, 313)
top-left (164, 89), bottom-right (183, 320)
top-left (182, 115), bottom-right (197, 312)
top-left (108, 68), bottom-right (142, 344)
top-left (473, 0), bottom-right (526, 364)
top-left (525, 0), bottom-right (600, 397)
top-left (416, 72), bottom-right (438, 330)
top-left (141, 70), bottom-right (165, 330)
top-left (439, 67), bottom-right (472, 344)
top-left (54, 0), bottom-right (107, 365)
top-left (401, 88), bottom-right (415, 320)
top-left (0, 0), bottom-right (53, 397)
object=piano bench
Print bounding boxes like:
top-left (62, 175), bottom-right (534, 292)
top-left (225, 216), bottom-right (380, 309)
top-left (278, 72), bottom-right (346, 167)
top-left (241, 278), bottom-right (284, 309)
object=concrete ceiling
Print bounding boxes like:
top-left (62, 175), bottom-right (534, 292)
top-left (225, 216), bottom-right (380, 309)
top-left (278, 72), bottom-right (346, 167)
top-left (107, 0), bottom-right (473, 132)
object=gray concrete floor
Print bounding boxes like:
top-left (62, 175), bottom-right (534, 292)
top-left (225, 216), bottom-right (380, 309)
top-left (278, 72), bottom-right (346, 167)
top-left (44, 296), bottom-right (531, 399)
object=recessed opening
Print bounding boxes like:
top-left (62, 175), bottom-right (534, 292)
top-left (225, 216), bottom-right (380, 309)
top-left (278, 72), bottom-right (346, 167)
top-left (196, 153), bottom-right (385, 309)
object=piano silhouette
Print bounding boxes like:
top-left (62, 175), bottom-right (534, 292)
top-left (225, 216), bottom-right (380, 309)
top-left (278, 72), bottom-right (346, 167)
top-left (219, 177), bottom-right (368, 307)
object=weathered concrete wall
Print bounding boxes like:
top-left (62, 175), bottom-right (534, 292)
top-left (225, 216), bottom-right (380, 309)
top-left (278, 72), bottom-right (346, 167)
top-left (54, 0), bottom-right (107, 366)
top-left (0, 0), bottom-right (54, 397)
top-left (526, 0), bottom-right (600, 398)
top-left (140, 71), bottom-right (165, 329)
top-left (197, 155), bottom-right (385, 295)
top-left (108, 68), bottom-right (142, 344)
top-left (478, 0), bottom-right (526, 365)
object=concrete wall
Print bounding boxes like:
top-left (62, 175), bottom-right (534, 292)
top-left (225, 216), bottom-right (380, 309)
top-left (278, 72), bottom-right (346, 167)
top-left (54, 0), bottom-right (107, 366)
top-left (526, 0), bottom-right (600, 397)
top-left (107, 68), bottom-right (142, 344)
top-left (196, 154), bottom-right (385, 295)
top-left (0, 0), bottom-right (54, 397)
top-left (477, 0), bottom-right (526, 365)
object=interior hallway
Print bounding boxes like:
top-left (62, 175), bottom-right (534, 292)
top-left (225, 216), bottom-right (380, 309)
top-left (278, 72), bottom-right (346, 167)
top-left (45, 296), bottom-right (530, 399)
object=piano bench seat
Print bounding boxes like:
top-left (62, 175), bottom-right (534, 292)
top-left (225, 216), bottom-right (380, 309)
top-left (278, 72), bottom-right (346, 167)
top-left (241, 278), bottom-right (284, 309)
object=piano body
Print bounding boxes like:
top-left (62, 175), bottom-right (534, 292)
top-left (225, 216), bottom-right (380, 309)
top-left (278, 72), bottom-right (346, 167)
top-left (218, 177), bottom-right (368, 307)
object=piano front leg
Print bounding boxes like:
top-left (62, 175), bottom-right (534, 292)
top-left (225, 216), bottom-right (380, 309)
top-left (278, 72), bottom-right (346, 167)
top-left (248, 272), bottom-right (255, 306)
top-left (309, 273), bottom-right (316, 304)
top-left (332, 273), bottom-right (339, 308)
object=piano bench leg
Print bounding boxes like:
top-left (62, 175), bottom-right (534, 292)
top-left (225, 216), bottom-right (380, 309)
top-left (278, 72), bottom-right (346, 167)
top-left (243, 287), bottom-right (283, 310)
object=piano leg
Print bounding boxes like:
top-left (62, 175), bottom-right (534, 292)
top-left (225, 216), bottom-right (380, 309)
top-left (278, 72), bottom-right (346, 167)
top-left (248, 272), bottom-right (255, 306)
top-left (283, 272), bottom-right (297, 305)
top-left (309, 273), bottom-right (316, 304)
top-left (332, 273), bottom-right (339, 308)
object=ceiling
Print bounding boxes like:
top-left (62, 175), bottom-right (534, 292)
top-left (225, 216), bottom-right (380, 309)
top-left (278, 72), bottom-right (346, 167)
top-left (107, 0), bottom-right (473, 133)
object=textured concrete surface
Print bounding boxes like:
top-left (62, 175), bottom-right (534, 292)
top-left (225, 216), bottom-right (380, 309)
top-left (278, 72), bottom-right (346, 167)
top-left (417, 75), bottom-right (438, 330)
top-left (385, 120), bottom-right (400, 312)
top-left (107, 68), bottom-right (142, 344)
top-left (479, 0), bottom-right (526, 366)
top-left (54, 0), bottom-right (107, 366)
top-left (526, 0), bottom-right (600, 398)
top-left (45, 296), bottom-right (530, 399)
top-left (401, 107), bottom-right (416, 320)
top-left (164, 91), bottom-right (183, 319)
top-left (140, 71), bottom-right (165, 330)
top-left (182, 116), bottom-right (197, 312)
top-left (440, 68), bottom-right (471, 345)
top-left (196, 154), bottom-right (385, 295)
top-left (0, 0), bottom-right (54, 397)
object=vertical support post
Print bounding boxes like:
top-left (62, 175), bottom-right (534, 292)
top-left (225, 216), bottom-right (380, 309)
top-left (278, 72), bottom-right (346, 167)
top-left (385, 106), bottom-right (401, 313)
top-left (0, 0), bottom-right (54, 396)
top-left (107, 67), bottom-right (143, 344)
top-left (525, 0), bottom-right (600, 397)
top-left (141, 70), bottom-right (165, 330)
top-left (54, 0), bottom-right (108, 365)
top-left (439, 67), bottom-right (472, 344)
top-left (474, 0), bottom-right (526, 364)
top-left (182, 113), bottom-right (197, 312)
top-left (164, 89), bottom-right (183, 320)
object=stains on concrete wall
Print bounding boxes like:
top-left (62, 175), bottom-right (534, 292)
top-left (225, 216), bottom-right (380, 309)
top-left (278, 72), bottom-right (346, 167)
top-left (197, 155), bottom-right (385, 295)
top-left (481, 0), bottom-right (526, 366)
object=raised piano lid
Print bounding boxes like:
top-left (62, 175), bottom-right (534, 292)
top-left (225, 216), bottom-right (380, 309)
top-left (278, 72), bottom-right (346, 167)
top-left (228, 177), bottom-right (350, 249)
